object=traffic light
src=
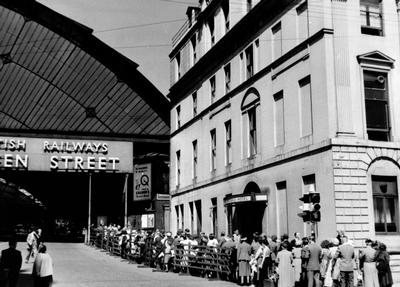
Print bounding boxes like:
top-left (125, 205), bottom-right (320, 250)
top-left (298, 192), bottom-right (321, 222)
top-left (310, 192), bottom-right (321, 222)
top-left (298, 193), bottom-right (311, 222)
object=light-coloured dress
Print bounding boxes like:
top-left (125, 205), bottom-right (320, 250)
top-left (360, 246), bottom-right (379, 287)
top-left (276, 249), bottom-right (294, 287)
top-left (324, 246), bottom-right (338, 287)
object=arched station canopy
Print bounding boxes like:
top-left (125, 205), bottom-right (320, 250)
top-left (0, 0), bottom-right (170, 139)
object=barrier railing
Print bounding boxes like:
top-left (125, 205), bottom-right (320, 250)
top-left (87, 231), bottom-right (236, 282)
top-left (172, 244), bottom-right (233, 277)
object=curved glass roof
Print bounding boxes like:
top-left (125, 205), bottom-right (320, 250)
top-left (0, 0), bottom-right (170, 138)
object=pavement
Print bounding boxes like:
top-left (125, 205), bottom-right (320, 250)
top-left (0, 242), bottom-right (239, 287)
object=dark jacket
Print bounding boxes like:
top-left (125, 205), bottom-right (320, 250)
top-left (0, 248), bottom-right (22, 276)
top-left (376, 250), bottom-right (393, 287)
top-left (305, 242), bottom-right (322, 271)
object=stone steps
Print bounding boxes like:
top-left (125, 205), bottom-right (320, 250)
top-left (391, 254), bottom-right (400, 286)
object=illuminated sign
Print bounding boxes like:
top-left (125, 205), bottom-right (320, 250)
top-left (0, 136), bottom-right (133, 173)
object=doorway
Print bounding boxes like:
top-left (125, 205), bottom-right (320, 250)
top-left (230, 182), bottom-right (266, 238)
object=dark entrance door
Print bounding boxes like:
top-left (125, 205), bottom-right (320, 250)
top-left (229, 181), bottom-right (266, 239)
top-left (233, 202), bottom-right (265, 238)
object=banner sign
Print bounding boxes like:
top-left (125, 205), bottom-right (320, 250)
top-left (0, 136), bottom-right (133, 173)
top-left (133, 164), bottom-right (151, 201)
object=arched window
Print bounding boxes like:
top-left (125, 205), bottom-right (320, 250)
top-left (241, 88), bottom-right (260, 157)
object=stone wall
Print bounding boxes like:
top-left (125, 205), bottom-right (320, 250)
top-left (332, 141), bottom-right (400, 248)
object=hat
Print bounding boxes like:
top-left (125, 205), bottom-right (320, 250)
top-left (332, 238), bottom-right (339, 246)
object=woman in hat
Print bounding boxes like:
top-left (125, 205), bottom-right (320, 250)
top-left (359, 239), bottom-right (379, 287)
top-left (237, 237), bottom-right (252, 285)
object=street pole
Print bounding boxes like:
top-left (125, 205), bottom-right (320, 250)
top-left (87, 173), bottom-right (92, 244)
top-left (124, 174), bottom-right (128, 227)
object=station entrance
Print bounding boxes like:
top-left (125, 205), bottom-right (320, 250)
top-left (0, 136), bottom-right (133, 241)
top-left (0, 0), bottom-right (170, 241)
top-left (225, 182), bottom-right (268, 238)
top-left (0, 170), bottom-right (127, 241)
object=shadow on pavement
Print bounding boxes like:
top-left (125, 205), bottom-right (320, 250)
top-left (8, 273), bottom-right (33, 287)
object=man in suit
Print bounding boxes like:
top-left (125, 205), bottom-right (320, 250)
top-left (0, 239), bottom-right (23, 287)
top-left (334, 235), bottom-right (355, 287)
top-left (304, 235), bottom-right (322, 287)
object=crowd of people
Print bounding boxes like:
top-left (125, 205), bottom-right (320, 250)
top-left (0, 228), bottom-right (53, 287)
top-left (90, 225), bottom-right (395, 287)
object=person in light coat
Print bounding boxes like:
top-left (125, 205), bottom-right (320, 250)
top-left (237, 237), bottom-right (252, 285)
top-left (359, 239), bottom-right (379, 287)
top-left (32, 245), bottom-right (53, 287)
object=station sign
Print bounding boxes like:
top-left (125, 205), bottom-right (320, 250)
top-left (0, 136), bottom-right (133, 173)
top-left (223, 192), bottom-right (268, 206)
top-left (156, 194), bottom-right (170, 201)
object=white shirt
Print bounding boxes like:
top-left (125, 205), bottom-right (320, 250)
top-left (207, 239), bottom-right (219, 248)
top-left (33, 253), bottom-right (53, 277)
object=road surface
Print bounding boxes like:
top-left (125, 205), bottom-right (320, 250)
top-left (0, 242), bottom-right (238, 287)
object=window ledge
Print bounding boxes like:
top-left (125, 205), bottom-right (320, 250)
top-left (361, 26), bottom-right (383, 37)
top-left (375, 232), bottom-right (400, 236)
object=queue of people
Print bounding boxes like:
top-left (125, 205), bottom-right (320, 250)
top-left (91, 225), bottom-right (395, 287)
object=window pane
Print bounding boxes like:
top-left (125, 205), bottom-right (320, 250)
top-left (365, 100), bottom-right (388, 129)
top-left (274, 92), bottom-right (284, 146)
top-left (386, 198), bottom-right (397, 232)
top-left (300, 78), bottom-right (312, 137)
top-left (364, 72), bottom-right (387, 100)
top-left (374, 197), bottom-right (385, 232)
top-left (360, 10), bottom-right (368, 26)
top-left (249, 108), bottom-right (257, 155)
top-left (277, 182), bottom-right (288, 236)
top-left (369, 12), bottom-right (381, 27)
top-left (372, 176), bottom-right (398, 196)
top-left (372, 176), bottom-right (398, 233)
top-left (297, 2), bottom-right (308, 41)
top-left (272, 22), bottom-right (282, 60)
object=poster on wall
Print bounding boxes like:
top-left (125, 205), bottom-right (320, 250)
top-left (141, 214), bottom-right (154, 229)
top-left (133, 163), bottom-right (152, 201)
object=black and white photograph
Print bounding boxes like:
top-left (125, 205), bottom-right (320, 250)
top-left (0, 0), bottom-right (399, 286)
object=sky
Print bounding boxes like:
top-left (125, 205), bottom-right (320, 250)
top-left (37, 0), bottom-right (198, 95)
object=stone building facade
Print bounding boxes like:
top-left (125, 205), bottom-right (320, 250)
top-left (168, 0), bottom-right (400, 281)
